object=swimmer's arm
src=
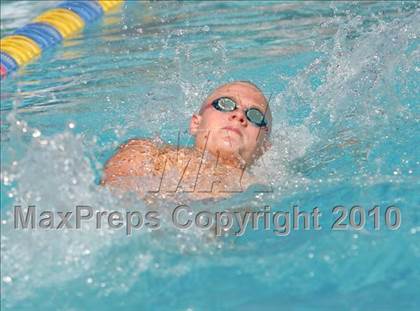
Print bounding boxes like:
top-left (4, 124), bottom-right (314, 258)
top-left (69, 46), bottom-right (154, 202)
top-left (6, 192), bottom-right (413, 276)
top-left (101, 139), bottom-right (156, 191)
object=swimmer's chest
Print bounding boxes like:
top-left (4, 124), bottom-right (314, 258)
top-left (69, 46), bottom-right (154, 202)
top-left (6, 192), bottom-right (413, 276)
top-left (145, 146), bottom-right (247, 191)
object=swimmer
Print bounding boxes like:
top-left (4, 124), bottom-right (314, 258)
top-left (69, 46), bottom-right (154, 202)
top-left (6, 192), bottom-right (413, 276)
top-left (101, 81), bottom-right (272, 201)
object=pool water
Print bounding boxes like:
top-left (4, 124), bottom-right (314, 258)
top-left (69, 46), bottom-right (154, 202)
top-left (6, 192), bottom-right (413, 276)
top-left (1, 1), bottom-right (419, 310)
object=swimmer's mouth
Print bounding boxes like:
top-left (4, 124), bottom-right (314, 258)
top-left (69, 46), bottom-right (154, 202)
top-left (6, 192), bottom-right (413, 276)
top-left (222, 126), bottom-right (242, 137)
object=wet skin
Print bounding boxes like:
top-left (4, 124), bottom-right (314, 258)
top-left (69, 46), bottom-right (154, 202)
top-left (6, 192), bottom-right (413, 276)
top-left (102, 81), bottom-right (272, 201)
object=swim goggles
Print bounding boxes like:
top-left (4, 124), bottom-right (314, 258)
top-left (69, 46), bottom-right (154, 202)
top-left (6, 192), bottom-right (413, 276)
top-left (211, 97), bottom-right (268, 128)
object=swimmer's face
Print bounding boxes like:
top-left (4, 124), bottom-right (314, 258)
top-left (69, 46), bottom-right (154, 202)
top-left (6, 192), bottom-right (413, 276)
top-left (190, 81), bottom-right (272, 165)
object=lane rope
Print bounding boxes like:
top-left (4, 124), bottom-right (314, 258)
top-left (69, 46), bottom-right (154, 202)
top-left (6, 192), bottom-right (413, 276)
top-left (0, 0), bottom-right (124, 78)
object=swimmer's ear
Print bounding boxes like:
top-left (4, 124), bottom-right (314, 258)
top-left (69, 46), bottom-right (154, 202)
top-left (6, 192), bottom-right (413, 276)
top-left (189, 114), bottom-right (202, 135)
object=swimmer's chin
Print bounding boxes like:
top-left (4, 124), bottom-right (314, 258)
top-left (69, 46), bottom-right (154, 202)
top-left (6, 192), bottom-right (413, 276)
top-left (216, 137), bottom-right (243, 151)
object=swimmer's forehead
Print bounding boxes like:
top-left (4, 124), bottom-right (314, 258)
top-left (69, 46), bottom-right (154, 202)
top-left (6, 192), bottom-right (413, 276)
top-left (207, 82), bottom-right (268, 110)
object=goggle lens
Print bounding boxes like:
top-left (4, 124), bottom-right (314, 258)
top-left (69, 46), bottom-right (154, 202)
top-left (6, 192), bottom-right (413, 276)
top-left (246, 108), bottom-right (266, 127)
top-left (212, 97), bottom-right (236, 111)
top-left (211, 97), bottom-right (268, 128)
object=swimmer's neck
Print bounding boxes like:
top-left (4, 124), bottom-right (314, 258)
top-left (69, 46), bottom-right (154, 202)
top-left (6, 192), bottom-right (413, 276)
top-left (191, 146), bottom-right (248, 170)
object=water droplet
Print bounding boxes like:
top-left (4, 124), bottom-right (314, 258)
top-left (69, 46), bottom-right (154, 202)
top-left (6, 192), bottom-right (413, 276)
top-left (32, 129), bottom-right (41, 138)
top-left (3, 276), bottom-right (12, 283)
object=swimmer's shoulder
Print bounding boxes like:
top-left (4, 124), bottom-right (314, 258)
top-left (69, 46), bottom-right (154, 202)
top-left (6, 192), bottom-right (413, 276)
top-left (113, 138), bottom-right (161, 163)
top-left (102, 138), bottom-right (201, 186)
top-left (101, 138), bottom-right (160, 185)
top-left (122, 138), bottom-right (180, 156)
top-left (123, 138), bottom-right (157, 151)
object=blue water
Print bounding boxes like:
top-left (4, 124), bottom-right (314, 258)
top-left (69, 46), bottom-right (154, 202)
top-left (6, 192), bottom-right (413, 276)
top-left (1, 1), bottom-right (419, 310)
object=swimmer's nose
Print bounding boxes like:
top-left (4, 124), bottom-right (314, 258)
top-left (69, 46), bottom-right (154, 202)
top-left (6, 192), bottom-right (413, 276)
top-left (229, 109), bottom-right (247, 126)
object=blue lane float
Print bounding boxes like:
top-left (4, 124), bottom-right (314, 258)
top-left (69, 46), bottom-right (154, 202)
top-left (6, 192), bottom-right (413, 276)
top-left (0, 0), bottom-right (124, 78)
top-left (0, 52), bottom-right (19, 72)
top-left (57, 1), bottom-right (104, 23)
top-left (13, 23), bottom-right (63, 50)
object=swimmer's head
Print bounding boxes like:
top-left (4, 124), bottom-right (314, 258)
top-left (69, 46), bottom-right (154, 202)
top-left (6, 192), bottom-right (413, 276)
top-left (190, 81), bottom-right (272, 166)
